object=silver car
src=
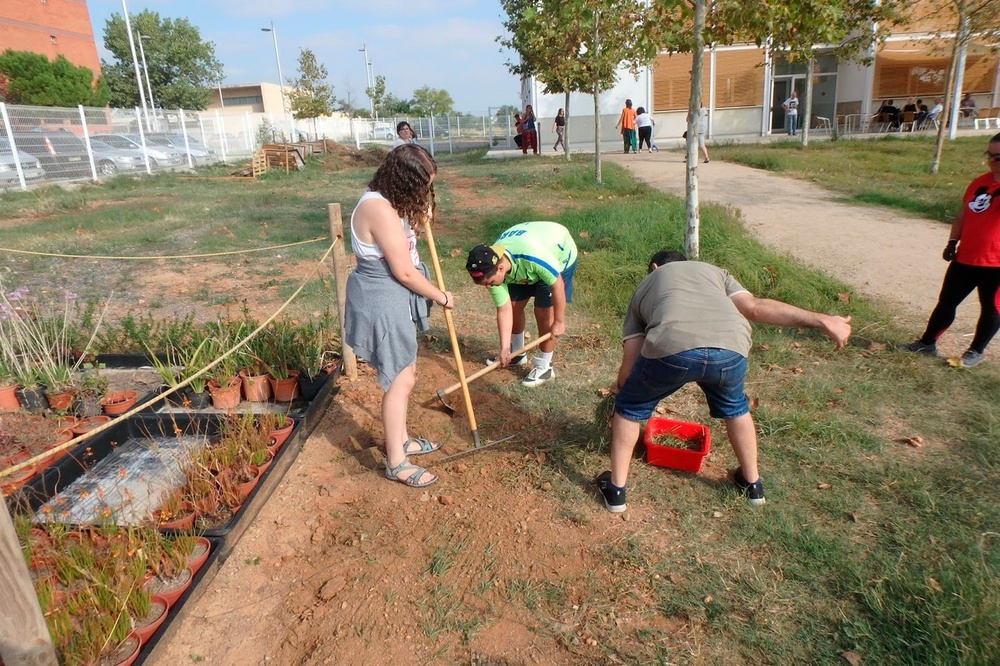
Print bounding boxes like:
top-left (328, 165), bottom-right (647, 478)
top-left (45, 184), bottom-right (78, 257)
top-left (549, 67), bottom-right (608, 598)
top-left (89, 134), bottom-right (185, 169)
top-left (0, 138), bottom-right (46, 188)
top-left (88, 140), bottom-right (146, 176)
top-left (146, 133), bottom-right (217, 165)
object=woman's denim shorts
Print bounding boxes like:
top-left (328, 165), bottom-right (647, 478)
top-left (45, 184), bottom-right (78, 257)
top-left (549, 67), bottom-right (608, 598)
top-left (615, 347), bottom-right (749, 421)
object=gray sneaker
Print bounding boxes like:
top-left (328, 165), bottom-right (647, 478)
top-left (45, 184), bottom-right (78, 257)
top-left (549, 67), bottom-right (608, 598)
top-left (904, 339), bottom-right (938, 356)
top-left (960, 349), bottom-right (984, 368)
top-left (522, 365), bottom-right (554, 387)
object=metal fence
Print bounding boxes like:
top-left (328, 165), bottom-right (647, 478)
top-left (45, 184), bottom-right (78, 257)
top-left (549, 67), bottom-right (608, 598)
top-left (1, 102), bottom-right (512, 192)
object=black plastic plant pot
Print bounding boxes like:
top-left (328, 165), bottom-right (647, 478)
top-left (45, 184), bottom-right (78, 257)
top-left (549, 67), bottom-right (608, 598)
top-left (15, 386), bottom-right (49, 413)
top-left (297, 372), bottom-right (331, 401)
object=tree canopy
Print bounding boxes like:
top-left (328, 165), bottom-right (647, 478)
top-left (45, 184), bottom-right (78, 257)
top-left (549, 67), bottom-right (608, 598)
top-left (287, 49), bottom-right (336, 122)
top-left (101, 10), bottom-right (222, 111)
top-left (0, 50), bottom-right (110, 107)
top-left (411, 86), bottom-right (454, 116)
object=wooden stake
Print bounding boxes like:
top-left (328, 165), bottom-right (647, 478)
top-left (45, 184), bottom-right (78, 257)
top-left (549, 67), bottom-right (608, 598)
top-left (328, 203), bottom-right (357, 381)
top-left (0, 502), bottom-right (58, 666)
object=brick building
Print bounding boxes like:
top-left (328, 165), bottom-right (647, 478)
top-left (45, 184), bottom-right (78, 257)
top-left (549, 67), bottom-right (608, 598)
top-left (0, 0), bottom-right (101, 80)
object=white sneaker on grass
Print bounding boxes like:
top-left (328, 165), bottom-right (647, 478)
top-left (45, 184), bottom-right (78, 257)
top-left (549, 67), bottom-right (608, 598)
top-left (522, 365), bottom-right (554, 387)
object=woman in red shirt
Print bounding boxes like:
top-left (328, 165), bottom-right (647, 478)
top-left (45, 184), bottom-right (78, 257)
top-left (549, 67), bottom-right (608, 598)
top-left (906, 132), bottom-right (1000, 367)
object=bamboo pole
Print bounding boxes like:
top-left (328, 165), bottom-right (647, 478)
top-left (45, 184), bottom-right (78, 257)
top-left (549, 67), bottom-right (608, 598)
top-left (0, 502), bottom-right (58, 666)
top-left (328, 203), bottom-right (357, 380)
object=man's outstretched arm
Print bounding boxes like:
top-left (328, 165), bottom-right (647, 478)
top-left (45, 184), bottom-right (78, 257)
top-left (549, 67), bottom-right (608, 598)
top-left (730, 293), bottom-right (852, 350)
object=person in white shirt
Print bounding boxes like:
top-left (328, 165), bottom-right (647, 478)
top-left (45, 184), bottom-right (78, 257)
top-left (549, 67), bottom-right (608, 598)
top-left (782, 91), bottom-right (799, 136)
top-left (634, 107), bottom-right (655, 153)
top-left (392, 122), bottom-right (418, 148)
top-left (919, 99), bottom-right (943, 130)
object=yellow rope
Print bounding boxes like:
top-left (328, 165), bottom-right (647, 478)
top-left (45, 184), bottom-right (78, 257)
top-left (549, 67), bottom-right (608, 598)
top-left (0, 236), bottom-right (339, 481)
top-left (0, 236), bottom-right (328, 260)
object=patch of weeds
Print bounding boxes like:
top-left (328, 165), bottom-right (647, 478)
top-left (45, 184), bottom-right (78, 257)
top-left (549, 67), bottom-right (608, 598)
top-left (244, 556), bottom-right (261, 566)
top-left (416, 583), bottom-right (490, 644)
top-left (425, 531), bottom-right (471, 578)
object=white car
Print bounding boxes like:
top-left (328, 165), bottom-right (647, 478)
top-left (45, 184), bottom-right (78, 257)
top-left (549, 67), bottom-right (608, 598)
top-left (0, 138), bottom-right (46, 188)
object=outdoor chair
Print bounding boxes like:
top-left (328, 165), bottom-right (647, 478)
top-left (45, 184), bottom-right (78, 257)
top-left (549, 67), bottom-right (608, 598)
top-left (814, 116), bottom-right (833, 133)
top-left (899, 111), bottom-right (916, 132)
top-left (975, 107), bottom-right (1000, 130)
top-left (868, 113), bottom-right (893, 133)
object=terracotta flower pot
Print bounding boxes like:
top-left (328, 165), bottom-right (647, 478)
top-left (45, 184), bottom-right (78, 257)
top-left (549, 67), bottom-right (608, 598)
top-left (155, 502), bottom-right (197, 531)
top-left (208, 378), bottom-right (242, 411)
top-left (103, 631), bottom-right (141, 666)
top-left (268, 370), bottom-right (300, 402)
top-left (0, 384), bottom-right (20, 412)
top-left (102, 390), bottom-right (138, 416)
top-left (143, 568), bottom-right (193, 609)
top-left (133, 594), bottom-right (169, 646)
top-left (239, 369), bottom-right (272, 402)
top-left (1, 448), bottom-right (37, 489)
top-left (187, 536), bottom-right (212, 576)
top-left (44, 388), bottom-right (75, 412)
top-left (268, 419), bottom-right (295, 450)
top-left (71, 415), bottom-right (112, 435)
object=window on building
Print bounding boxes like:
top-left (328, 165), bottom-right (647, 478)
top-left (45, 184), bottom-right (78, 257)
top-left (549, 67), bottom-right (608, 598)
top-left (652, 48), bottom-right (766, 112)
top-left (226, 96), bottom-right (264, 106)
top-left (50, 35), bottom-right (57, 43)
top-left (874, 48), bottom-right (997, 98)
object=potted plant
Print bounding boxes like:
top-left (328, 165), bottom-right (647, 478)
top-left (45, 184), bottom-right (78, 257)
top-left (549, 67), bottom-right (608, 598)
top-left (76, 369), bottom-right (109, 418)
top-left (145, 337), bottom-right (212, 409)
top-left (240, 331), bottom-right (273, 402)
top-left (294, 316), bottom-right (339, 400)
top-left (261, 320), bottom-right (300, 402)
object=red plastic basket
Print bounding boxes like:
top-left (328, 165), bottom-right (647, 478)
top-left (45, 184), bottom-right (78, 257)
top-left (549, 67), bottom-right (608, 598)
top-left (644, 417), bottom-right (711, 474)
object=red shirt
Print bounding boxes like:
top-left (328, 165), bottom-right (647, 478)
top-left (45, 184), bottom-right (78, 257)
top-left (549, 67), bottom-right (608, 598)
top-left (956, 172), bottom-right (1000, 267)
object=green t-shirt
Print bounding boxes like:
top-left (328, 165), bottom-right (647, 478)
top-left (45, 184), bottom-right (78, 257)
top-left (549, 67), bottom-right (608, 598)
top-left (487, 222), bottom-right (578, 307)
top-left (623, 261), bottom-right (752, 358)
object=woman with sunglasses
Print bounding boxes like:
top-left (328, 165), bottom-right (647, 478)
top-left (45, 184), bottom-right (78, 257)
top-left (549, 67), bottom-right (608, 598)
top-left (905, 132), bottom-right (1000, 367)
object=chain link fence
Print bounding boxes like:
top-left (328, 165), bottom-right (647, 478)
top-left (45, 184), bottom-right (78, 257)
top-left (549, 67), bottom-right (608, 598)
top-left (1, 102), bottom-right (515, 192)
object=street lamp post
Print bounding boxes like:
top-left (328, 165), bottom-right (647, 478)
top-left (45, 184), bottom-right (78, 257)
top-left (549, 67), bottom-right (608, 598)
top-left (120, 0), bottom-right (150, 131)
top-left (136, 32), bottom-right (155, 122)
top-left (359, 44), bottom-right (375, 118)
top-left (261, 21), bottom-right (292, 138)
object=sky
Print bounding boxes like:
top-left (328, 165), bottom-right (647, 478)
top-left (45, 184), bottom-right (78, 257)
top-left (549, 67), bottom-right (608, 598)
top-left (85, 0), bottom-right (522, 115)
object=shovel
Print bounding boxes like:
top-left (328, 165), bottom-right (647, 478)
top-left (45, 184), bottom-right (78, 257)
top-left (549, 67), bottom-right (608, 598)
top-left (435, 333), bottom-right (552, 414)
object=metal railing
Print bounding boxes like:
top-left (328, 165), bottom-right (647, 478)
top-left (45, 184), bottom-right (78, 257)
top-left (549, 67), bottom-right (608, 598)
top-left (1, 102), bottom-right (512, 192)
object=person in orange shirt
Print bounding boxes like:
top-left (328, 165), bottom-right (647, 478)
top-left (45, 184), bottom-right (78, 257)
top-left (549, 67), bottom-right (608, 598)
top-left (616, 99), bottom-right (637, 154)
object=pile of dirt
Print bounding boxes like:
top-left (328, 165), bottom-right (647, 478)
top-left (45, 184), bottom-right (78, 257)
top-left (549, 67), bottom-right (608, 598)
top-left (318, 140), bottom-right (388, 171)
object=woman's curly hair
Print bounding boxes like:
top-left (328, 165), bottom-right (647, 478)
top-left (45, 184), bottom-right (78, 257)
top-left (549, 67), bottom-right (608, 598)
top-left (368, 144), bottom-right (437, 231)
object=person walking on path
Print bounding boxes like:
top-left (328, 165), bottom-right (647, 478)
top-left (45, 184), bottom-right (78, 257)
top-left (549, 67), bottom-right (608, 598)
top-left (596, 250), bottom-right (851, 513)
top-left (521, 104), bottom-right (538, 155)
top-left (904, 132), bottom-right (1000, 368)
top-left (552, 108), bottom-right (566, 152)
top-left (616, 99), bottom-right (637, 154)
top-left (635, 107), bottom-right (655, 153)
top-left (345, 145), bottom-right (455, 489)
top-left (466, 221), bottom-right (578, 387)
top-left (782, 91), bottom-right (799, 136)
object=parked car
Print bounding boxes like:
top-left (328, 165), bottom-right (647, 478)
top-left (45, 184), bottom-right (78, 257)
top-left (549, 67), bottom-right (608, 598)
top-left (87, 140), bottom-right (146, 176)
top-left (0, 138), bottom-right (46, 187)
top-left (366, 121), bottom-right (396, 140)
top-left (145, 133), bottom-right (217, 164)
top-left (8, 131), bottom-right (92, 180)
top-left (88, 134), bottom-right (184, 169)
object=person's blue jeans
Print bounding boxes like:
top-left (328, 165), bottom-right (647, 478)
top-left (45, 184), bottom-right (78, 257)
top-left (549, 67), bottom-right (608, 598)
top-left (787, 115), bottom-right (797, 136)
top-left (615, 348), bottom-right (750, 421)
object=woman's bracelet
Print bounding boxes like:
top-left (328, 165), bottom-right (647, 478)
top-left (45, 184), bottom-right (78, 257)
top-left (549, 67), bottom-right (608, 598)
top-left (439, 292), bottom-right (449, 307)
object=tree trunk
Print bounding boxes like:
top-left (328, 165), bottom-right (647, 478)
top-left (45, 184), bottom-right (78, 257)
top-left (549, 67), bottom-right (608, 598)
top-left (564, 90), bottom-right (571, 161)
top-left (685, 0), bottom-right (707, 260)
top-left (593, 10), bottom-right (602, 184)
top-left (802, 57), bottom-right (815, 148)
top-left (930, 12), bottom-right (962, 174)
top-left (594, 82), bottom-right (602, 184)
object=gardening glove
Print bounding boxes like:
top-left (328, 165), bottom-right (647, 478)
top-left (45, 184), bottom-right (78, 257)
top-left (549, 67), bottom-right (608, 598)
top-left (943, 239), bottom-right (958, 262)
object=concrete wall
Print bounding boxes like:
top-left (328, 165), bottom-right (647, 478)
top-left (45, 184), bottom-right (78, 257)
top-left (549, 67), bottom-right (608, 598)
top-left (0, 0), bottom-right (101, 79)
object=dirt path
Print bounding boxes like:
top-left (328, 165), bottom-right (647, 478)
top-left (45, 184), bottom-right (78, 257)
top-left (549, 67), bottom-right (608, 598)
top-left (604, 151), bottom-right (991, 361)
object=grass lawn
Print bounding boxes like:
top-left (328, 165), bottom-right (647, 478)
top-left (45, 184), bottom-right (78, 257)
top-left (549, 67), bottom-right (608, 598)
top-left (2, 147), bottom-right (999, 664)
top-left (710, 134), bottom-right (997, 223)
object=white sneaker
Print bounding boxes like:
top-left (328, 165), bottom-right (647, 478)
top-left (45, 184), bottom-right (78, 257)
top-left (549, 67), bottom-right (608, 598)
top-left (486, 353), bottom-right (527, 366)
top-left (522, 365), bottom-right (555, 387)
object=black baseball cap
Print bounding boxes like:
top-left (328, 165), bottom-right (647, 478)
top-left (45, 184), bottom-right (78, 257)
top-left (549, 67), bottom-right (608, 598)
top-left (466, 244), bottom-right (501, 278)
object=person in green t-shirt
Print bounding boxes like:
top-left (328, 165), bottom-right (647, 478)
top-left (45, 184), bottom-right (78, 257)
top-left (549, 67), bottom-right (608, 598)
top-left (466, 221), bottom-right (578, 387)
